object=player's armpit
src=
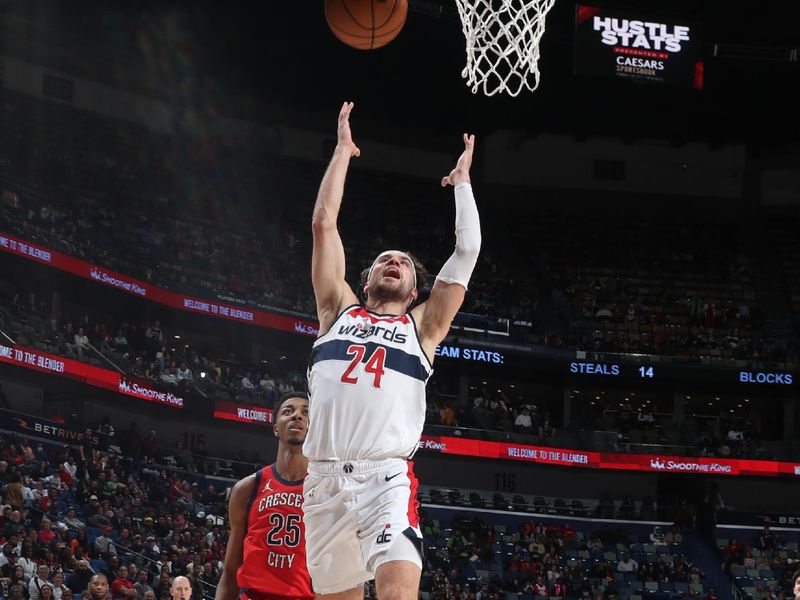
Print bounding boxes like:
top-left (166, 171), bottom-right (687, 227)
top-left (215, 475), bottom-right (254, 600)
top-left (412, 279), bottom-right (467, 360)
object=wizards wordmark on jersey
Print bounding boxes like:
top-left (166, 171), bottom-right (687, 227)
top-left (305, 305), bottom-right (432, 461)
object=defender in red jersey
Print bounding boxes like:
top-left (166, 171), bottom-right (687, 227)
top-left (216, 392), bottom-right (311, 600)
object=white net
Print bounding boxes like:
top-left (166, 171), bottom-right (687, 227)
top-left (455, 0), bottom-right (556, 97)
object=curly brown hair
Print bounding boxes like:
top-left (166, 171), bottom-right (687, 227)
top-left (359, 250), bottom-right (429, 307)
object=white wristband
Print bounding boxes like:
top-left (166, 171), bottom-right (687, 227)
top-left (435, 183), bottom-right (481, 289)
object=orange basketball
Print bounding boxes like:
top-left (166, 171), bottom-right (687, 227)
top-left (325, 0), bottom-right (408, 50)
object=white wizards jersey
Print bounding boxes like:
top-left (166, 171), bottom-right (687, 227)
top-left (304, 304), bottom-right (433, 462)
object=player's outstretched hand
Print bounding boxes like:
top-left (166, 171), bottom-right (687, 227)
top-left (441, 133), bottom-right (475, 187)
top-left (337, 101), bottom-right (361, 158)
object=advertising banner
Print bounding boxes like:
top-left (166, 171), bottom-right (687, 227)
top-left (213, 400), bottom-right (272, 426)
top-left (0, 408), bottom-right (101, 445)
top-left (0, 232), bottom-right (319, 336)
top-left (0, 342), bottom-right (184, 409)
top-left (575, 4), bottom-right (704, 89)
top-left (416, 434), bottom-right (800, 479)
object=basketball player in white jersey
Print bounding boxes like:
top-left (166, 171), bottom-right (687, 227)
top-left (304, 101), bottom-right (481, 600)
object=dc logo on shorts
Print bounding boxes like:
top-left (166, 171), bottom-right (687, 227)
top-left (343, 463), bottom-right (354, 474)
top-left (376, 524), bottom-right (392, 544)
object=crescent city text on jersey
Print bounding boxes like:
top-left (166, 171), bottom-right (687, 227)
top-left (258, 492), bottom-right (304, 511)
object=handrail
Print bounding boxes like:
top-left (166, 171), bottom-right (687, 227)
top-left (0, 325), bottom-right (16, 345)
top-left (85, 340), bottom-right (126, 374)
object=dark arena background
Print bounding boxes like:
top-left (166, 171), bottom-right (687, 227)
top-left (2, 2), bottom-right (800, 600)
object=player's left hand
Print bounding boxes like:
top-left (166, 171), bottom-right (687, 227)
top-left (441, 133), bottom-right (475, 187)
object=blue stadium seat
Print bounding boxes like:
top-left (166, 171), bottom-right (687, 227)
top-left (673, 582), bottom-right (689, 595)
top-left (90, 559), bottom-right (107, 573)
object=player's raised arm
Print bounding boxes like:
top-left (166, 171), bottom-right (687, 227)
top-left (215, 476), bottom-right (253, 600)
top-left (311, 101), bottom-right (360, 335)
top-left (413, 134), bottom-right (481, 359)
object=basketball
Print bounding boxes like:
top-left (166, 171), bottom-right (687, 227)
top-left (325, 0), bottom-right (408, 50)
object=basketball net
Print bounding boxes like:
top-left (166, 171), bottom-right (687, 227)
top-left (455, 0), bottom-right (556, 97)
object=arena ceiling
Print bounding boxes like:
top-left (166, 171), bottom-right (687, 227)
top-left (2, 1), bottom-right (799, 147)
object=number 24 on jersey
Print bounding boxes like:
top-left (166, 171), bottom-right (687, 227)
top-left (340, 344), bottom-right (386, 388)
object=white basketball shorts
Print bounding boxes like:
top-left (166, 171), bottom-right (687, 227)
top-left (302, 457), bottom-right (424, 594)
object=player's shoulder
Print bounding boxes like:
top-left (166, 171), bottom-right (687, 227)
top-left (230, 468), bottom-right (263, 504)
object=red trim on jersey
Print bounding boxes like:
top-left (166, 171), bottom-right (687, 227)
top-left (347, 307), bottom-right (410, 325)
top-left (407, 461), bottom-right (420, 528)
top-left (241, 590), bottom-right (308, 600)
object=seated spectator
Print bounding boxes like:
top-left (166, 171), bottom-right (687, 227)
top-left (94, 526), bottom-right (117, 560)
top-left (44, 318), bottom-right (63, 347)
top-left (240, 372), bottom-right (256, 391)
top-left (758, 526), bottom-right (775, 551)
top-left (533, 576), bottom-right (548, 596)
top-left (63, 455), bottom-right (78, 478)
top-left (67, 560), bottom-right (92, 595)
top-left (67, 328), bottom-right (90, 360)
top-left (539, 413), bottom-right (555, 439)
top-left (16, 546), bottom-right (35, 580)
top-left (176, 363), bottom-right (193, 384)
top-left (603, 581), bottom-right (619, 600)
top-left (617, 551), bottom-right (638, 573)
top-left (39, 583), bottom-right (56, 600)
top-left (52, 572), bottom-right (68, 600)
top-left (88, 574), bottom-right (110, 600)
top-left (664, 526), bottom-right (683, 545)
top-left (111, 565), bottom-right (136, 600)
top-left (144, 322), bottom-right (163, 350)
top-left (258, 374), bottom-right (276, 397)
top-left (703, 588), bottom-right (719, 600)
top-left (112, 330), bottom-right (129, 353)
top-left (60, 508), bottom-right (85, 532)
top-left (723, 538), bottom-right (748, 572)
top-left (134, 569), bottom-right (153, 600)
top-left (727, 428), bottom-right (744, 446)
top-left (741, 550), bottom-right (756, 569)
top-left (514, 408), bottom-right (533, 434)
top-left (29, 565), bottom-right (51, 600)
top-left (38, 519), bottom-right (57, 546)
top-left (0, 542), bottom-right (16, 570)
top-left (4, 474), bottom-right (24, 509)
top-left (160, 368), bottom-right (178, 386)
top-left (441, 403), bottom-right (457, 427)
top-left (650, 526), bottom-right (667, 546)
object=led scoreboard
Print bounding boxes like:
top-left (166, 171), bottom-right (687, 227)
top-left (432, 340), bottom-right (796, 389)
top-left (574, 3), bottom-right (704, 89)
top-left (566, 360), bottom-right (794, 387)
